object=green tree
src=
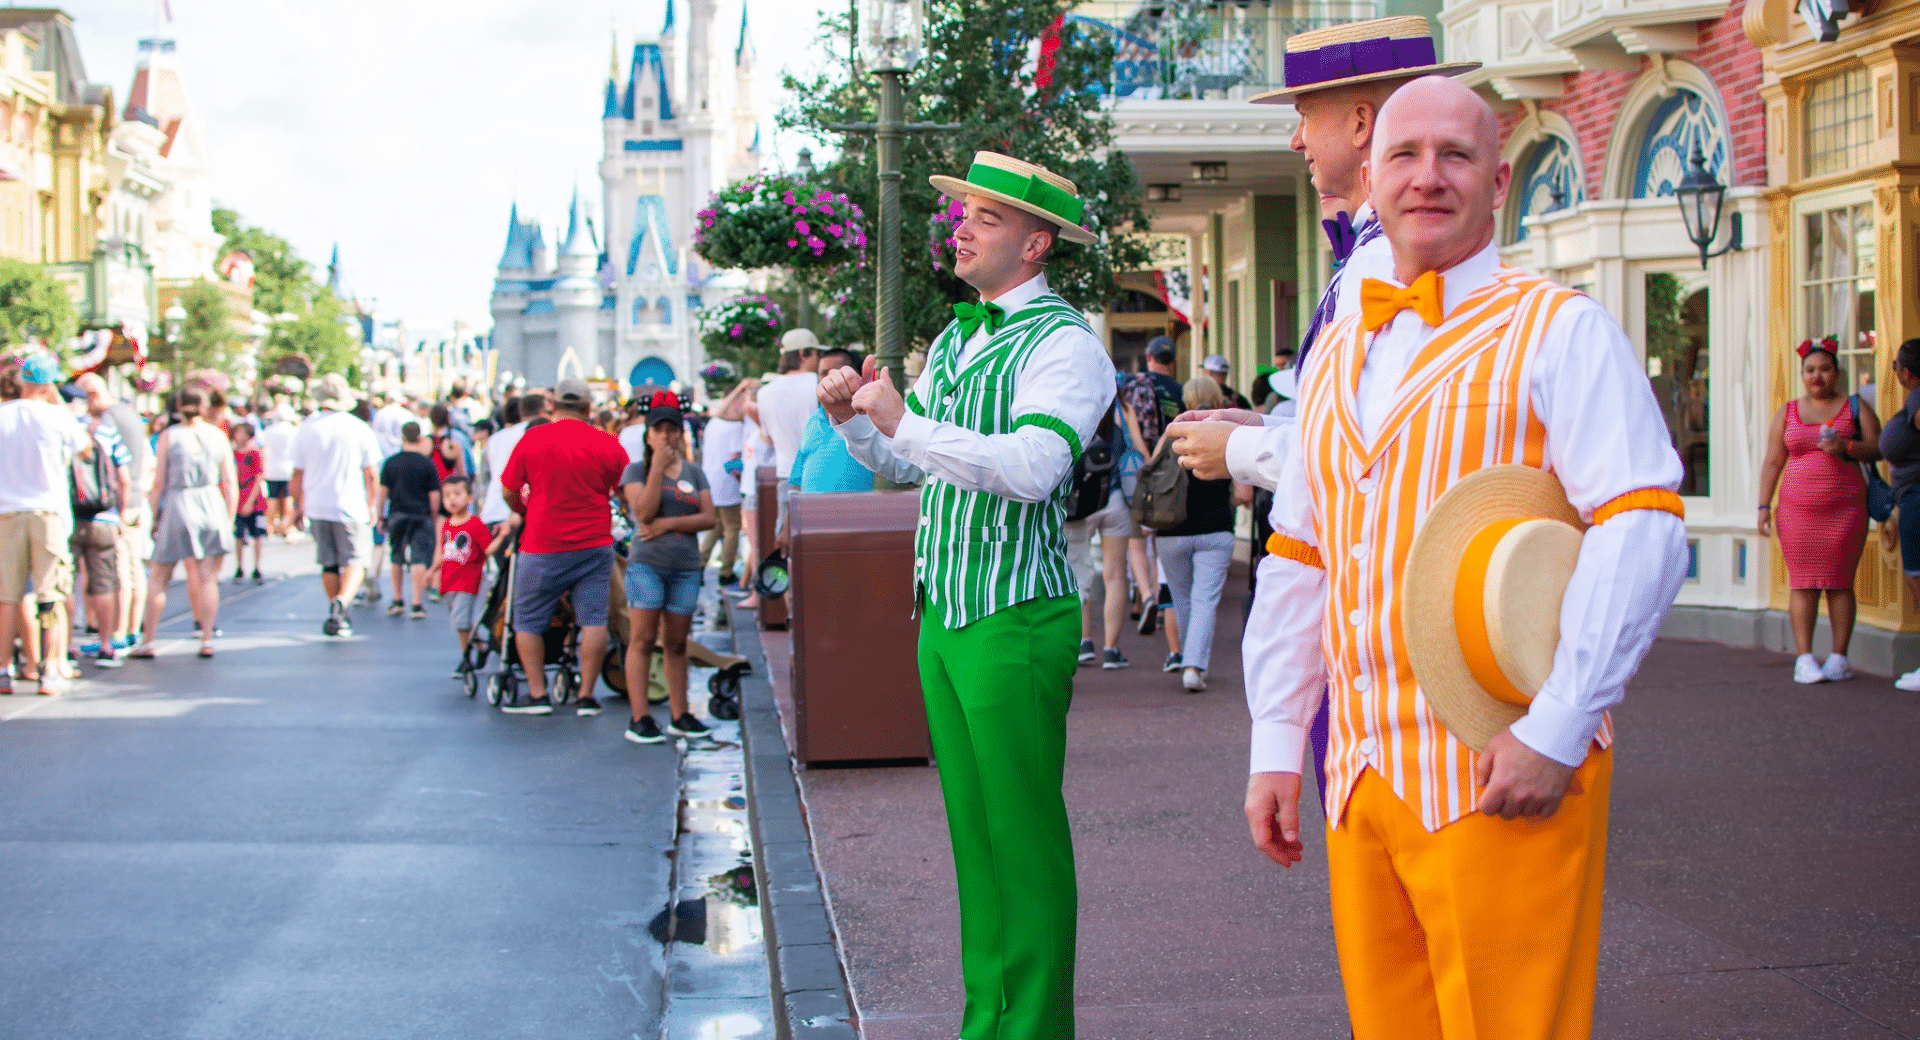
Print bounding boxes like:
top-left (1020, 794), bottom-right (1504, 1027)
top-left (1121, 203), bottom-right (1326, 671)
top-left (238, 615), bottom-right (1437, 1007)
top-left (212, 207), bottom-right (317, 317)
top-left (0, 258), bottom-right (78, 353)
top-left (169, 280), bottom-right (240, 376)
top-left (268, 291), bottom-right (359, 380)
top-left (778, 0), bottom-right (1152, 349)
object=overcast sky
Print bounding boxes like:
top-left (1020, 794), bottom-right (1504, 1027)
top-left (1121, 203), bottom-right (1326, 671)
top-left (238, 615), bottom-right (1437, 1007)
top-left (61, 0), bottom-right (841, 328)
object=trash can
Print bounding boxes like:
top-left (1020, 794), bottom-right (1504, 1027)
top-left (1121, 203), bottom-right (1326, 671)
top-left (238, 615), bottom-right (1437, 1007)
top-left (788, 489), bottom-right (930, 765)
top-left (754, 465), bottom-right (788, 630)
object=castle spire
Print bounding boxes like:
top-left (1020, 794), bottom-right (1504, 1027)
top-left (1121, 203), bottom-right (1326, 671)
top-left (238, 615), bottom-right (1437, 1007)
top-left (662, 0), bottom-right (676, 35)
top-left (737, 2), bottom-right (752, 66)
top-left (327, 243), bottom-right (341, 296)
top-left (604, 26), bottom-right (620, 118)
top-left (561, 187), bottom-right (595, 258)
top-left (498, 202), bottom-right (527, 269)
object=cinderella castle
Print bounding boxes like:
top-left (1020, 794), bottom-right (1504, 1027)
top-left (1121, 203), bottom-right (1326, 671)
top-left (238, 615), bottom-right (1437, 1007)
top-left (490, 0), bottom-right (761, 393)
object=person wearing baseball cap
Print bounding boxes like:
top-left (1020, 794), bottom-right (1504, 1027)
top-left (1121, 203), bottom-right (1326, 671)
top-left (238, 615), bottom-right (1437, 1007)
top-left (498, 375), bottom-right (629, 719)
top-left (290, 372), bottom-right (382, 636)
top-left (0, 352), bottom-right (93, 694)
top-left (756, 328), bottom-right (825, 543)
top-left (1200, 354), bottom-right (1251, 410)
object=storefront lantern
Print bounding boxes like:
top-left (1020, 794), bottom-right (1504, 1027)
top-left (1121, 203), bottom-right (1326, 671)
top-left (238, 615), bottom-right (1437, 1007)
top-left (1673, 144), bottom-right (1742, 269)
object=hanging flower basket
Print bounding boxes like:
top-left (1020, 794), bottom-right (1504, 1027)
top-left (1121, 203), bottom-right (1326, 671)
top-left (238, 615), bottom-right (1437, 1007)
top-left (699, 294), bottom-right (785, 353)
top-left (695, 176), bottom-right (868, 272)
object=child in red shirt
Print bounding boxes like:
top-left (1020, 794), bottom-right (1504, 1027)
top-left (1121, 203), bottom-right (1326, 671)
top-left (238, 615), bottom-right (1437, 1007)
top-left (231, 424), bottom-right (266, 583)
top-left (428, 476), bottom-right (499, 659)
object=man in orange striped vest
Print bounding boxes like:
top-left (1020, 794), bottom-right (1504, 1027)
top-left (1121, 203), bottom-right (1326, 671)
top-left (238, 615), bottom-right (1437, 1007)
top-left (1235, 77), bottom-right (1689, 1038)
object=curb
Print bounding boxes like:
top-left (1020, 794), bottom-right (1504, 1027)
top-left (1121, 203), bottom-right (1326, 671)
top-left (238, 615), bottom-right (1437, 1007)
top-left (724, 602), bottom-right (859, 1040)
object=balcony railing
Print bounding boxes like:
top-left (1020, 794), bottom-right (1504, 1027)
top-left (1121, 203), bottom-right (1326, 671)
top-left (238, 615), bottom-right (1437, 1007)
top-left (1070, 1), bottom-right (1383, 101)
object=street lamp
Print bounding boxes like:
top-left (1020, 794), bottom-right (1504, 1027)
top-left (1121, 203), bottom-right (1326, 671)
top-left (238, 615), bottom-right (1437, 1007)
top-left (1674, 144), bottom-right (1742, 269)
top-left (857, 0), bottom-right (924, 391)
top-left (164, 300), bottom-right (186, 406)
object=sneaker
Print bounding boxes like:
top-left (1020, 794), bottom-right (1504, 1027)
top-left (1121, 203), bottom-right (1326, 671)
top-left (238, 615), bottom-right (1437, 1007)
top-left (502, 697), bottom-right (553, 716)
top-left (427, 589), bottom-right (442, 604)
top-left (1157, 583), bottom-right (1173, 607)
top-left (1077, 639), bottom-right (1097, 665)
top-left (252, 570), bottom-right (264, 584)
top-left (1792, 654), bottom-right (1825, 685)
top-left (1101, 648), bottom-right (1130, 670)
top-left (625, 715), bottom-right (666, 744)
top-left (1137, 600), bottom-right (1159, 636)
top-left (94, 649), bottom-right (122, 669)
top-left (1820, 654), bottom-right (1853, 682)
top-left (234, 568), bottom-right (245, 582)
top-left (1896, 666), bottom-right (1920, 692)
top-left (669, 712), bottom-right (710, 738)
top-left (387, 600), bottom-right (404, 617)
top-left (1181, 666), bottom-right (1206, 692)
top-left (576, 696), bottom-right (602, 717)
top-left (78, 639), bottom-right (103, 655)
top-left (409, 605), bottom-right (427, 621)
top-left (37, 673), bottom-right (67, 696)
top-left (1163, 652), bottom-right (1183, 673)
top-left (323, 599), bottom-right (344, 636)
top-left (112, 635), bottom-right (135, 651)
top-left (0, 672), bottom-right (12, 695)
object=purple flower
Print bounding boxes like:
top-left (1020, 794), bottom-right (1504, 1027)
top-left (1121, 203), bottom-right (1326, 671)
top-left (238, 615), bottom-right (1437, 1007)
top-left (767, 319), bottom-right (777, 327)
top-left (795, 220), bottom-right (810, 235)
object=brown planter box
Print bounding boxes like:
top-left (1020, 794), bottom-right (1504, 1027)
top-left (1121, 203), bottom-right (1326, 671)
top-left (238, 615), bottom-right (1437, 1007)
top-left (788, 489), bottom-right (930, 765)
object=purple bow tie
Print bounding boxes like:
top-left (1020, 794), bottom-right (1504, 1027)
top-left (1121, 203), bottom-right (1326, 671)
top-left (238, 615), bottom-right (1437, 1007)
top-left (1322, 212), bottom-right (1357, 264)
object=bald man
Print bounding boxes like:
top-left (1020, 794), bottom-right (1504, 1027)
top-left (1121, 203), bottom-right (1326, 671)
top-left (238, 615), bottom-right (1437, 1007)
top-left (1237, 77), bottom-right (1688, 1039)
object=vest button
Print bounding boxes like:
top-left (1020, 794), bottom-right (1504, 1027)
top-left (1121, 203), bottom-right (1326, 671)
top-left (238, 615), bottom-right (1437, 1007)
top-left (1359, 736), bottom-right (1377, 756)
top-left (1357, 477), bottom-right (1375, 494)
top-left (1354, 675), bottom-right (1372, 692)
top-left (1348, 609), bottom-right (1363, 626)
top-left (1350, 542), bottom-right (1368, 560)
top-left (919, 515), bottom-right (930, 526)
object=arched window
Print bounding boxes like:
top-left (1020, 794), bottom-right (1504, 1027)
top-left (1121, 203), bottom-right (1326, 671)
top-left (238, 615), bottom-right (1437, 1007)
top-left (631, 297), bottom-right (645, 325)
top-left (1631, 90), bottom-right (1727, 199)
top-left (656, 297), bottom-right (672, 325)
top-left (1508, 135), bottom-right (1584, 243)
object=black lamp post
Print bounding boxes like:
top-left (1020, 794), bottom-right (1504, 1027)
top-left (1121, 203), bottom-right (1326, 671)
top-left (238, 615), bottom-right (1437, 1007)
top-left (1674, 143), bottom-right (1742, 269)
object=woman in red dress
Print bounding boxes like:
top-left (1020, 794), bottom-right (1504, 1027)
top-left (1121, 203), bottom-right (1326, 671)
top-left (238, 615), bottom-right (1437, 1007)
top-left (1758, 338), bottom-right (1883, 684)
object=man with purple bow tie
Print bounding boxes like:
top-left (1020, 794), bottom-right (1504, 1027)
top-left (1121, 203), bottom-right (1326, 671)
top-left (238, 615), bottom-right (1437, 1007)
top-left (1163, 15), bottom-right (1479, 844)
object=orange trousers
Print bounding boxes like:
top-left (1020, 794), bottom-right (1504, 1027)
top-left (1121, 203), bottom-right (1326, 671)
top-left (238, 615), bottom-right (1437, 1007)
top-left (1327, 749), bottom-right (1611, 1040)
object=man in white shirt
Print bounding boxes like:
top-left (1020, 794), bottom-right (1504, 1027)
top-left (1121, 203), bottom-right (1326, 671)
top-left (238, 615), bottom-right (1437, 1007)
top-left (0, 354), bottom-right (92, 694)
top-left (291, 374), bottom-right (382, 637)
top-left (481, 390), bottom-right (547, 531)
top-left (259, 403), bottom-right (300, 537)
top-left (1215, 77), bottom-right (1687, 1040)
top-left (754, 328), bottom-right (821, 535)
top-left (370, 392), bottom-right (414, 459)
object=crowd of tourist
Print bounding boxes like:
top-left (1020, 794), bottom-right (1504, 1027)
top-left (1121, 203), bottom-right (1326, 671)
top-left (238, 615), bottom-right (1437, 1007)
top-left (8, 330), bottom-right (1916, 709)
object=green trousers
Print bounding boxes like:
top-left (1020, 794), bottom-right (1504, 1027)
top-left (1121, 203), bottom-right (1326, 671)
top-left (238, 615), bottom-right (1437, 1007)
top-left (918, 593), bottom-right (1080, 1040)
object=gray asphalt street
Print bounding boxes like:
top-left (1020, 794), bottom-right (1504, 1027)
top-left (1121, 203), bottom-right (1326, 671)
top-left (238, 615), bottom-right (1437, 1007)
top-left (0, 545), bottom-right (684, 1040)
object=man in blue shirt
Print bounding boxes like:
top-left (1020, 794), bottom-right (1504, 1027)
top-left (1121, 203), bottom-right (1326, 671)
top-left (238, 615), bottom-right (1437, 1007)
top-left (787, 349), bottom-right (877, 497)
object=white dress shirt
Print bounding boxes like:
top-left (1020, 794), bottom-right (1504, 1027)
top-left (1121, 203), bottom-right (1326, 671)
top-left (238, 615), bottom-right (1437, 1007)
top-left (833, 273), bottom-right (1117, 503)
top-left (480, 421), bottom-right (527, 524)
top-left (1247, 240), bottom-right (1688, 773)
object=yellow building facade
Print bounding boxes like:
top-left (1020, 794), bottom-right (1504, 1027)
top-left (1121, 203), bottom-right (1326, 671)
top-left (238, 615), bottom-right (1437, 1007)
top-left (1746, 0), bottom-right (1920, 666)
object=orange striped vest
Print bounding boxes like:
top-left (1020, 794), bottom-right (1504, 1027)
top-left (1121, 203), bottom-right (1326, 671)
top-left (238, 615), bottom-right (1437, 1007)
top-left (1298, 265), bottom-right (1614, 832)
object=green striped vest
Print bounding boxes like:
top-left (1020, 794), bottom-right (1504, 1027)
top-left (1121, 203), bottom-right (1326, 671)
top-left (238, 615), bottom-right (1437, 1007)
top-left (906, 294), bottom-right (1091, 630)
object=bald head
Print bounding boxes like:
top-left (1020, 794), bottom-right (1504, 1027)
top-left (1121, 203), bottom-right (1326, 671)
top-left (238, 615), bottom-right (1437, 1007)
top-left (1364, 76), bottom-right (1509, 282)
top-left (74, 372), bottom-right (112, 415)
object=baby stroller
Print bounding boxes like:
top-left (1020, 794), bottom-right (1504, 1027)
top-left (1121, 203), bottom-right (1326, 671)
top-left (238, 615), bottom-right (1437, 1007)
top-left (456, 552), bottom-right (513, 700)
top-left (478, 549), bottom-right (585, 709)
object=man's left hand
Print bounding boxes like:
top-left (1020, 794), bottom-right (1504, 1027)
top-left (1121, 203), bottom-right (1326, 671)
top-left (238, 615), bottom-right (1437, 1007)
top-left (1165, 420), bottom-right (1239, 481)
top-left (852, 367), bottom-right (907, 438)
top-left (1474, 729), bottom-right (1578, 820)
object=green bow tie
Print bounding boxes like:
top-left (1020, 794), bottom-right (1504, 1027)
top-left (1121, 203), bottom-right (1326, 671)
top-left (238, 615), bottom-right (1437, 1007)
top-left (953, 299), bottom-right (1006, 341)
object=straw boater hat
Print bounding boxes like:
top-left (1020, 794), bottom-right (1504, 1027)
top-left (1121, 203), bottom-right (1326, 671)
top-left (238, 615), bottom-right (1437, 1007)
top-left (930, 152), bottom-right (1098, 246)
top-left (1402, 466), bottom-right (1587, 753)
top-left (1250, 16), bottom-right (1479, 105)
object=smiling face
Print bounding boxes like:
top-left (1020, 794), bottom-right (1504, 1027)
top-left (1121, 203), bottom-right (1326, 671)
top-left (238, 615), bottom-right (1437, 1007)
top-left (952, 195), bottom-right (1053, 299)
top-left (1367, 76), bottom-right (1508, 282)
top-left (1291, 87), bottom-right (1378, 217)
top-left (1801, 349), bottom-right (1840, 399)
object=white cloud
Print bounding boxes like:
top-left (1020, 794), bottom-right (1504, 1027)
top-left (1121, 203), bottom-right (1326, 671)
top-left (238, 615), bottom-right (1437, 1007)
top-left (62, 0), bottom-right (841, 328)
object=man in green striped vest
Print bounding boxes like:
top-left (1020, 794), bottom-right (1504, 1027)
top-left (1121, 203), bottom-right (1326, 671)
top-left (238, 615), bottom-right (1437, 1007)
top-left (819, 151), bottom-right (1116, 1039)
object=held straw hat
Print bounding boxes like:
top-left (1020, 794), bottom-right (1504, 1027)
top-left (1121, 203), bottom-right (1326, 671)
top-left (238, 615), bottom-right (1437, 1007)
top-left (1250, 16), bottom-right (1479, 105)
top-left (1401, 466), bottom-right (1586, 753)
top-left (930, 151), bottom-right (1098, 246)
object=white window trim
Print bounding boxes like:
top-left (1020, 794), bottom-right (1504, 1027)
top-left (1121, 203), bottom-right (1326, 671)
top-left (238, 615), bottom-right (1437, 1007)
top-left (1790, 182), bottom-right (1878, 385)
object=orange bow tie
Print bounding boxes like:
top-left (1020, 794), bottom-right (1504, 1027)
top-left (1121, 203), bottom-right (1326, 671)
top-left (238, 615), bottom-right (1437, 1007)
top-left (1359, 271), bottom-right (1445, 332)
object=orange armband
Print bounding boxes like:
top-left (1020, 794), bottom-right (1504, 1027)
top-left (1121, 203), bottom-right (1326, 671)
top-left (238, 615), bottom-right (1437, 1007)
top-left (1264, 532), bottom-right (1325, 570)
top-left (1591, 488), bottom-right (1686, 525)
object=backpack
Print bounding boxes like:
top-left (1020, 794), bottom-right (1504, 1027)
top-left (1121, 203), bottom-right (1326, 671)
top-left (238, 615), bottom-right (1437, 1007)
top-left (1118, 373), bottom-right (1167, 452)
top-left (70, 437), bottom-right (115, 519)
top-left (1129, 434), bottom-right (1189, 531)
top-left (1063, 402), bottom-right (1118, 522)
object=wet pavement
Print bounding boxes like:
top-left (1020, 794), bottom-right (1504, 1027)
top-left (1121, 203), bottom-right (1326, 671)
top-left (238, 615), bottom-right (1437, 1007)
top-left (0, 539), bottom-right (770, 1039)
top-left (766, 563), bottom-right (1920, 1039)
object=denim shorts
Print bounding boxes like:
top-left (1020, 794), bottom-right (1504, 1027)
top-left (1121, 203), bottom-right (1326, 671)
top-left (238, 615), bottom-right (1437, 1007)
top-left (626, 559), bottom-right (702, 615)
top-left (512, 545), bottom-right (612, 633)
top-left (1899, 487), bottom-right (1920, 576)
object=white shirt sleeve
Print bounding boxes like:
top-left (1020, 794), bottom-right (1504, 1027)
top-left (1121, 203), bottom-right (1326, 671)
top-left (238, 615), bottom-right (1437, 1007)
top-left (1243, 420), bottom-right (1328, 773)
top-left (1511, 296), bottom-right (1690, 766)
top-left (845, 327), bottom-right (1117, 504)
top-left (1224, 422), bottom-right (1289, 492)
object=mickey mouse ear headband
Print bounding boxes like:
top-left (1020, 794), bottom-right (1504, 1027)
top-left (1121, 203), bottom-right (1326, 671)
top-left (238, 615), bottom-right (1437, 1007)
top-left (1797, 336), bottom-right (1840, 360)
top-left (646, 390), bottom-right (684, 426)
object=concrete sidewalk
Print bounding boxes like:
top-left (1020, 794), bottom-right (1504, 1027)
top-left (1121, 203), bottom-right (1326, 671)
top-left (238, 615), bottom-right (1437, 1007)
top-left (762, 566), bottom-right (1920, 1039)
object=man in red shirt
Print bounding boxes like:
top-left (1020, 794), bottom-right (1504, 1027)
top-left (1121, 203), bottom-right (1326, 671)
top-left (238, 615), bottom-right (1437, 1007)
top-left (498, 377), bottom-right (629, 716)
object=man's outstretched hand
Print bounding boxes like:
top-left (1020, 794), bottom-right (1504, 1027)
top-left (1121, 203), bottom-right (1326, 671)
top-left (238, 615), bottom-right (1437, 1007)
top-left (1245, 771), bottom-right (1306, 867)
top-left (852, 366), bottom-right (907, 437)
top-left (817, 364), bottom-right (863, 424)
top-left (1166, 420), bottom-right (1243, 481)
top-left (1475, 729), bottom-right (1579, 820)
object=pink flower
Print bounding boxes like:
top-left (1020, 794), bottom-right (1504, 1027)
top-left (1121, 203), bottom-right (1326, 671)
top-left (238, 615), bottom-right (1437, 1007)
top-left (821, 204), bottom-right (834, 215)
top-left (795, 220), bottom-right (810, 235)
top-left (793, 207), bottom-right (807, 215)
top-left (787, 239), bottom-right (798, 248)
top-left (807, 236), bottom-right (824, 250)
top-left (827, 224), bottom-right (843, 238)
top-left (854, 233), bottom-right (867, 247)
top-left (766, 319), bottom-right (777, 327)
top-left (730, 324), bottom-right (743, 337)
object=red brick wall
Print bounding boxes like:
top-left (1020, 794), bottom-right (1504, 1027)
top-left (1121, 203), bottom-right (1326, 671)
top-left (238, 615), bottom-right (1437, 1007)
top-left (1495, 10), bottom-right (1766, 195)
